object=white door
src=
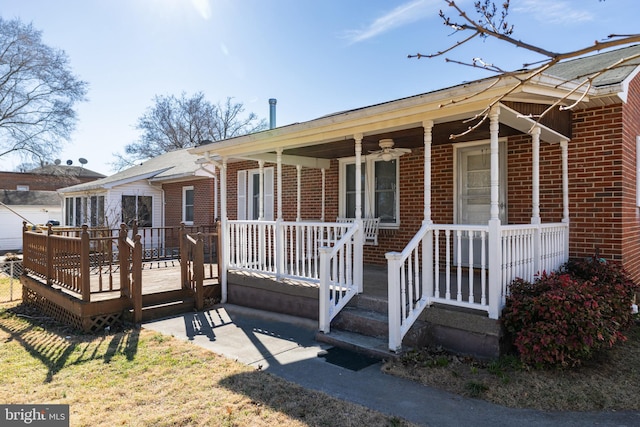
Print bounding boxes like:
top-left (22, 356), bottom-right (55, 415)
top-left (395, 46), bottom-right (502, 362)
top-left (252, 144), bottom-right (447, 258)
top-left (456, 143), bottom-right (506, 266)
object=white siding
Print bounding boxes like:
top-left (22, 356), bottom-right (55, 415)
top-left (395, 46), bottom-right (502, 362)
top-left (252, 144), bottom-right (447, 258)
top-left (0, 206), bottom-right (61, 251)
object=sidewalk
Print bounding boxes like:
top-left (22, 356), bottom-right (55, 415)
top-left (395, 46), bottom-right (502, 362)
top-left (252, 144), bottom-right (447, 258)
top-left (143, 304), bottom-right (640, 427)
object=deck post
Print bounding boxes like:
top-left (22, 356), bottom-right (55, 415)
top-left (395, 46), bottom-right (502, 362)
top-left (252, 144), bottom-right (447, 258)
top-left (318, 246), bottom-right (331, 333)
top-left (179, 223), bottom-right (188, 288)
top-left (387, 251), bottom-right (402, 352)
top-left (80, 225), bottom-right (91, 302)
top-left (46, 223), bottom-right (53, 286)
top-left (119, 224), bottom-right (130, 298)
top-left (132, 234), bottom-right (143, 324)
top-left (194, 232), bottom-right (205, 311)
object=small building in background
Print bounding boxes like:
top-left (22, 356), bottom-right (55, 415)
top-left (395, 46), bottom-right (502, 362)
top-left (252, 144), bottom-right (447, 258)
top-left (0, 164), bottom-right (105, 253)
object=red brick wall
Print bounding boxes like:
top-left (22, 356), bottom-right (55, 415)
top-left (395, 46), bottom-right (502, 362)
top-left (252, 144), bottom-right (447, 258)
top-left (0, 171), bottom-right (98, 191)
top-left (621, 74), bottom-right (640, 283)
top-left (162, 178), bottom-right (216, 227)
top-left (568, 104), bottom-right (625, 264)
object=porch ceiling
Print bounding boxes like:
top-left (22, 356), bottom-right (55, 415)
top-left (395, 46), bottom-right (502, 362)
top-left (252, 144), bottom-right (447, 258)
top-left (279, 118), bottom-right (522, 160)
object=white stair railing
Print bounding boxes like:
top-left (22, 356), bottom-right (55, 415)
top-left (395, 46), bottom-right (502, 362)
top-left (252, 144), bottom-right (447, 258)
top-left (318, 222), bottom-right (361, 333)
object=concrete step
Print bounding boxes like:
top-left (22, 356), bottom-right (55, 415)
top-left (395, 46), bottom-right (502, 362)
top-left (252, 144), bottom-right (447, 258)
top-left (348, 294), bottom-right (388, 314)
top-left (332, 306), bottom-right (389, 338)
top-left (315, 329), bottom-right (401, 361)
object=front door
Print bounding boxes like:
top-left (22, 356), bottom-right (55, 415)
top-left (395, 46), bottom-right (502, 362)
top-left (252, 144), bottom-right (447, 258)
top-left (456, 143), bottom-right (506, 266)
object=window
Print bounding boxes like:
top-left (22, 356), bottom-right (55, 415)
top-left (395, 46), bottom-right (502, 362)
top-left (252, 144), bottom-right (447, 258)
top-left (183, 186), bottom-right (194, 225)
top-left (64, 195), bottom-right (105, 227)
top-left (340, 158), bottom-right (399, 227)
top-left (122, 195), bottom-right (152, 227)
top-left (237, 167), bottom-right (274, 220)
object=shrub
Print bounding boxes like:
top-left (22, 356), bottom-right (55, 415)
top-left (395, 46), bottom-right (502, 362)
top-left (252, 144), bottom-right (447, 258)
top-left (502, 257), bottom-right (638, 368)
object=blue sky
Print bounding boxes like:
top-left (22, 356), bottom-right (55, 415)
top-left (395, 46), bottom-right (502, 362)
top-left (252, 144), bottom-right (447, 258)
top-left (1, 0), bottom-right (638, 175)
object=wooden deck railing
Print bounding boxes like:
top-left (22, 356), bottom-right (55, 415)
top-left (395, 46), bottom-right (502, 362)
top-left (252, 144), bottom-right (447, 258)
top-left (180, 222), bottom-right (221, 311)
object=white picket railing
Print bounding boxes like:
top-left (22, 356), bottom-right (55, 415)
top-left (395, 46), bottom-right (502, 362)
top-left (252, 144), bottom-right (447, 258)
top-left (388, 221), bottom-right (569, 352)
top-left (227, 220), bottom-right (353, 282)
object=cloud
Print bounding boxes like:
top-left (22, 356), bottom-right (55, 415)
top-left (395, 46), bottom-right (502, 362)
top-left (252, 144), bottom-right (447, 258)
top-left (192, 0), bottom-right (212, 20)
top-left (513, 0), bottom-right (594, 24)
top-left (344, 0), bottom-right (438, 44)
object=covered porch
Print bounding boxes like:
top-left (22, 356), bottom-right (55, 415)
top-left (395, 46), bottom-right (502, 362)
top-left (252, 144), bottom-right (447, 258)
top-left (192, 92), bottom-right (573, 353)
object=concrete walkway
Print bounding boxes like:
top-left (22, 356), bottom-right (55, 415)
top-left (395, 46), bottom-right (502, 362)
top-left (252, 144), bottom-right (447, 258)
top-left (143, 304), bottom-right (640, 427)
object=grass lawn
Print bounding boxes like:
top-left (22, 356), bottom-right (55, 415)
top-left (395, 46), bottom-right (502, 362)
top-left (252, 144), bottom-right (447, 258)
top-left (0, 303), bottom-right (414, 427)
top-left (383, 321), bottom-right (640, 411)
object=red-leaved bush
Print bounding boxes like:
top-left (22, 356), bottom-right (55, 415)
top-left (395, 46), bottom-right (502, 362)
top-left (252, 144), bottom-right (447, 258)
top-left (502, 256), bottom-right (638, 368)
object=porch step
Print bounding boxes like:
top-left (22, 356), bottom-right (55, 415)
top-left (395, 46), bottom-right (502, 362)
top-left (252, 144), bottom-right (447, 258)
top-left (332, 306), bottom-right (389, 339)
top-left (129, 288), bottom-right (197, 322)
top-left (315, 329), bottom-right (401, 360)
top-left (347, 294), bottom-right (388, 314)
top-left (140, 298), bottom-right (195, 322)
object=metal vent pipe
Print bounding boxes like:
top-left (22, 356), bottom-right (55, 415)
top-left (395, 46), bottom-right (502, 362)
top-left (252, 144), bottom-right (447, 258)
top-left (269, 98), bottom-right (277, 129)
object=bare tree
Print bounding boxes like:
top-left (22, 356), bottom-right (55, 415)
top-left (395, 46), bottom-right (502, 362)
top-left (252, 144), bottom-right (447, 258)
top-left (0, 17), bottom-right (88, 165)
top-left (113, 93), bottom-right (266, 169)
top-left (410, 0), bottom-right (640, 137)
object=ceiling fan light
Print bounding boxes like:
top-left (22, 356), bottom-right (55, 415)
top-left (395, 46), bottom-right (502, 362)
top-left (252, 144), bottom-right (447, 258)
top-left (381, 152), bottom-right (393, 162)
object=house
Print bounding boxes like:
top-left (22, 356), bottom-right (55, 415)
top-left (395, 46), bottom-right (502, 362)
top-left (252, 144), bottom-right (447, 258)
top-left (23, 44), bottom-right (640, 358)
top-left (0, 165), bottom-right (105, 252)
top-left (57, 148), bottom-right (218, 233)
top-left (184, 44), bottom-right (640, 357)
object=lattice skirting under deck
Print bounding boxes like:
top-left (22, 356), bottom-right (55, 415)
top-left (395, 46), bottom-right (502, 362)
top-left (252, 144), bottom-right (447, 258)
top-left (22, 286), bottom-right (123, 333)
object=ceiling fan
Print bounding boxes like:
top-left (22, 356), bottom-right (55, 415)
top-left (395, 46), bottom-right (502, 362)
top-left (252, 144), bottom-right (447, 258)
top-left (369, 138), bottom-right (411, 161)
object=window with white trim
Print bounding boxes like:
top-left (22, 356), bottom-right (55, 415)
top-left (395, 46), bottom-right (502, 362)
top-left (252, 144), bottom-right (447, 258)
top-left (122, 195), bottom-right (152, 227)
top-left (183, 186), bottom-right (194, 225)
top-left (237, 167), bottom-right (274, 220)
top-left (339, 157), bottom-right (399, 227)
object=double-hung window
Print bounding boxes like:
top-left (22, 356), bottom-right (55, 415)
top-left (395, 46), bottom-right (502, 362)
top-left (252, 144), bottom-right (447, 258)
top-left (183, 186), bottom-right (194, 225)
top-left (339, 157), bottom-right (400, 227)
top-left (237, 167), bottom-right (274, 220)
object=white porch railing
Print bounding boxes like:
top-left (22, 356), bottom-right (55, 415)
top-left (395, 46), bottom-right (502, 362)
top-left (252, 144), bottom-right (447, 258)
top-left (387, 221), bottom-right (569, 352)
top-left (227, 220), bottom-right (354, 282)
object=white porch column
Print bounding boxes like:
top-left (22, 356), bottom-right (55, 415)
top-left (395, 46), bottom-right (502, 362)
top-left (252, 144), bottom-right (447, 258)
top-left (531, 127), bottom-right (541, 225)
top-left (220, 157), bottom-right (228, 303)
top-left (354, 134), bottom-right (363, 220)
top-left (296, 164), bottom-right (302, 221)
top-left (531, 127), bottom-right (542, 275)
top-left (561, 139), bottom-right (570, 261)
top-left (354, 133), bottom-right (364, 293)
top-left (423, 120), bottom-right (434, 224)
top-left (276, 148), bottom-right (284, 280)
top-left (488, 106), bottom-right (502, 319)
top-left (561, 140), bottom-right (570, 224)
top-left (258, 160), bottom-right (265, 220)
top-left (423, 120), bottom-right (435, 307)
top-left (277, 148), bottom-right (283, 221)
top-left (321, 168), bottom-right (326, 222)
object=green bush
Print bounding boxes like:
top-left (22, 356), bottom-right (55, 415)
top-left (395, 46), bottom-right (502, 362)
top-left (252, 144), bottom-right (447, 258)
top-left (502, 257), bottom-right (638, 368)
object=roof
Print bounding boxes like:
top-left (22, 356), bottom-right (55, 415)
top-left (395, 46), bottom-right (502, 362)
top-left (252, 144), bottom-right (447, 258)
top-left (28, 164), bottom-right (106, 179)
top-left (545, 44), bottom-right (640, 87)
top-left (1, 190), bottom-right (60, 206)
top-left (58, 148), bottom-right (207, 193)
